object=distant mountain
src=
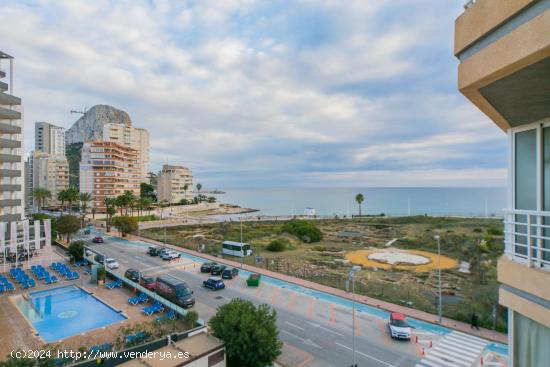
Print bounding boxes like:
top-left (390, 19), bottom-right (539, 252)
top-left (65, 104), bottom-right (131, 144)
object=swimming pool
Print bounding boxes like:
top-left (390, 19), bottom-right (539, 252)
top-left (17, 285), bottom-right (126, 342)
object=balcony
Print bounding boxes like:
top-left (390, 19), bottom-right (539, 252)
top-left (0, 121), bottom-right (21, 134)
top-left (0, 153), bottom-right (21, 163)
top-left (0, 106), bottom-right (20, 120)
top-left (0, 213), bottom-right (21, 222)
top-left (0, 199), bottom-right (21, 208)
top-left (0, 92), bottom-right (21, 106)
top-left (0, 138), bottom-right (21, 149)
top-left (0, 169), bottom-right (21, 177)
top-left (503, 209), bottom-right (550, 270)
top-left (0, 184), bottom-right (21, 192)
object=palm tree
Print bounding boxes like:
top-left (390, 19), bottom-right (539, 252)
top-left (33, 187), bottom-right (51, 211)
top-left (79, 192), bottom-right (92, 222)
top-left (183, 183), bottom-right (189, 204)
top-left (355, 193), bottom-right (365, 216)
top-left (104, 197), bottom-right (117, 232)
top-left (141, 197), bottom-right (153, 216)
top-left (115, 195), bottom-right (125, 216)
top-left (66, 187), bottom-right (79, 214)
top-left (122, 190), bottom-right (136, 215)
top-left (196, 183), bottom-right (202, 200)
top-left (57, 189), bottom-right (68, 211)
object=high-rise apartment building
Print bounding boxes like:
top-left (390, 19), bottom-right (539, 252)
top-left (80, 141), bottom-right (140, 212)
top-left (455, 1), bottom-right (550, 366)
top-left (35, 121), bottom-right (65, 155)
top-left (0, 51), bottom-right (23, 222)
top-left (103, 123), bottom-right (149, 183)
top-left (157, 164), bottom-right (193, 204)
top-left (27, 151), bottom-right (69, 209)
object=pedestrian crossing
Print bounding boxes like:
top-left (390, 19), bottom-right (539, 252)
top-left (415, 331), bottom-right (488, 367)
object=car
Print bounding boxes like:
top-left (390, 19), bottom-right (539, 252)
top-left (84, 228), bottom-right (91, 235)
top-left (147, 246), bottom-right (160, 256)
top-left (221, 267), bottom-right (239, 279)
top-left (388, 312), bottom-right (411, 340)
top-left (139, 276), bottom-right (156, 291)
top-left (160, 250), bottom-right (180, 261)
top-left (105, 258), bottom-right (119, 269)
top-left (200, 262), bottom-right (217, 273)
top-left (124, 268), bottom-right (140, 282)
top-left (203, 277), bottom-right (225, 290)
top-left (94, 254), bottom-right (105, 264)
top-left (211, 264), bottom-right (227, 276)
top-left (158, 248), bottom-right (170, 257)
top-left (92, 236), bottom-right (104, 244)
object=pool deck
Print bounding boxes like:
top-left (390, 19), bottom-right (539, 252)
top-left (131, 233), bottom-right (508, 344)
top-left (0, 267), bottom-right (154, 360)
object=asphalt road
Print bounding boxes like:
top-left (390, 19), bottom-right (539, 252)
top-left (85, 235), bottom-right (424, 367)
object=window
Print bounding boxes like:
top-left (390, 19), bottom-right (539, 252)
top-left (513, 312), bottom-right (550, 367)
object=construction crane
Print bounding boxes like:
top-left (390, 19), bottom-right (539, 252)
top-left (70, 108), bottom-right (87, 115)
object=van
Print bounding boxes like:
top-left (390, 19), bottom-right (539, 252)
top-left (155, 275), bottom-right (195, 308)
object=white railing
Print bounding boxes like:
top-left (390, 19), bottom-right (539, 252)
top-left (503, 209), bottom-right (550, 270)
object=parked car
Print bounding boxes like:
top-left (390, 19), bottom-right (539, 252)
top-left (94, 254), bottom-right (105, 264)
top-left (203, 277), bottom-right (225, 291)
top-left (147, 246), bottom-right (160, 256)
top-left (105, 258), bottom-right (119, 269)
top-left (124, 268), bottom-right (140, 282)
top-left (92, 236), bottom-right (104, 244)
top-left (388, 312), bottom-right (411, 340)
top-left (139, 276), bottom-right (156, 291)
top-left (155, 275), bottom-right (195, 308)
top-left (200, 262), bottom-right (217, 273)
top-left (160, 251), bottom-right (180, 261)
top-left (221, 267), bottom-right (239, 279)
top-left (211, 264), bottom-right (227, 276)
top-left (158, 248), bottom-right (170, 257)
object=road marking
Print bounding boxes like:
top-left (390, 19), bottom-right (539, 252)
top-left (334, 342), bottom-right (396, 367)
top-left (329, 304), bottom-right (336, 324)
top-left (285, 321), bottom-right (305, 331)
top-left (416, 331), bottom-right (488, 367)
top-left (282, 330), bottom-right (304, 341)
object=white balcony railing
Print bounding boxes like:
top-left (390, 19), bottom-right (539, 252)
top-left (503, 209), bottom-right (550, 270)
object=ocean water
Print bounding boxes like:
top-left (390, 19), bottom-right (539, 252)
top-left (214, 187), bottom-right (507, 217)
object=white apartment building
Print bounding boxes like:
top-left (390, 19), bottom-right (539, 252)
top-left (27, 151), bottom-right (69, 209)
top-left (103, 123), bottom-right (149, 183)
top-left (0, 51), bottom-right (23, 222)
top-left (35, 121), bottom-right (65, 155)
top-left (158, 164), bottom-right (194, 204)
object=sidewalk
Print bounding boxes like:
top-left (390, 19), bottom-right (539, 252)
top-left (127, 233), bottom-right (508, 344)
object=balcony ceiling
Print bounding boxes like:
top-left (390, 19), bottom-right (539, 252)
top-left (480, 56), bottom-right (550, 127)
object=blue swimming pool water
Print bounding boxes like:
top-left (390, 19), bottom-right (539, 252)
top-left (17, 285), bottom-right (126, 342)
top-left (100, 232), bottom-right (508, 356)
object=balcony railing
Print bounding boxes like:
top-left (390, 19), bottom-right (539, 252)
top-left (504, 209), bottom-right (550, 270)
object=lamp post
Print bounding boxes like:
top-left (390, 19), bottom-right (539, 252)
top-left (348, 265), bottom-right (361, 367)
top-left (240, 217), bottom-right (244, 269)
top-left (434, 235), bottom-right (442, 324)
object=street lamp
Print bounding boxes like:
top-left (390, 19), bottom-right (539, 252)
top-left (434, 235), bottom-right (442, 324)
top-left (348, 265), bottom-right (361, 367)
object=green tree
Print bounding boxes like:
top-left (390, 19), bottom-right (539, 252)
top-left (57, 189), bottom-right (68, 210)
top-left (207, 196), bottom-right (216, 203)
top-left (115, 195), bottom-right (125, 216)
top-left (79, 192), bottom-right (92, 221)
top-left (355, 193), bottom-right (365, 216)
top-left (281, 220), bottom-right (323, 243)
top-left (33, 187), bottom-right (51, 210)
top-left (140, 197), bottom-right (153, 217)
top-left (112, 215), bottom-right (138, 237)
top-left (196, 183), bottom-right (202, 197)
top-left (68, 240), bottom-right (85, 262)
top-left (121, 190), bottom-right (136, 215)
top-left (65, 187), bottom-right (79, 213)
top-left (140, 182), bottom-right (157, 201)
top-left (210, 299), bottom-right (282, 367)
top-left (56, 215), bottom-right (80, 242)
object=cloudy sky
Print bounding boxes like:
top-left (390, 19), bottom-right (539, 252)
top-left (1, 0), bottom-right (506, 188)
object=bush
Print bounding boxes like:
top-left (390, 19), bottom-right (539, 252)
top-left (280, 220), bottom-right (323, 243)
top-left (473, 228), bottom-right (482, 233)
top-left (68, 241), bottom-right (85, 262)
top-left (487, 227), bottom-right (503, 236)
top-left (184, 310), bottom-right (199, 326)
top-left (266, 240), bottom-right (287, 252)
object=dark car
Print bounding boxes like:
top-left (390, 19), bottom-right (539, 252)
top-left (211, 264), bottom-right (227, 276)
top-left (200, 262), bottom-right (217, 273)
top-left (139, 276), bottom-right (156, 291)
top-left (147, 246), bottom-right (160, 256)
top-left (124, 268), bottom-right (140, 282)
top-left (203, 277), bottom-right (225, 291)
top-left (158, 248), bottom-right (170, 257)
top-left (221, 267), bottom-right (239, 279)
top-left (94, 254), bottom-right (105, 264)
top-left (92, 236), bottom-right (104, 244)
top-left (155, 275), bottom-right (195, 308)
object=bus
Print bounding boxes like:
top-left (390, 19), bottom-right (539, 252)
top-left (222, 241), bottom-right (252, 257)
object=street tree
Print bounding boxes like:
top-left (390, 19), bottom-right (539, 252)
top-left (112, 216), bottom-right (138, 237)
top-left (56, 215), bottom-right (80, 242)
top-left (355, 193), bottom-right (365, 216)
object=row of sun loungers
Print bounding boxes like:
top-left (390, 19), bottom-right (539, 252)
top-left (128, 292), bottom-right (148, 305)
top-left (51, 263), bottom-right (80, 280)
top-left (31, 265), bottom-right (59, 284)
top-left (142, 301), bottom-right (164, 316)
top-left (10, 268), bottom-right (36, 289)
top-left (106, 279), bottom-right (123, 289)
top-left (0, 274), bottom-right (15, 292)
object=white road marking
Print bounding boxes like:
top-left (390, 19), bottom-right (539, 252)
top-left (334, 342), bottom-right (396, 367)
top-left (285, 321), bottom-right (305, 331)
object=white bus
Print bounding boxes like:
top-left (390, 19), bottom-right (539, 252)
top-left (222, 241), bottom-right (252, 257)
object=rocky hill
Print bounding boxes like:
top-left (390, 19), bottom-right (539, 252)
top-left (65, 104), bottom-right (131, 144)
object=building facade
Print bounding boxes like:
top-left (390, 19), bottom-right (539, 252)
top-left (157, 164), bottom-right (193, 204)
top-left (103, 123), bottom-right (149, 183)
top-left (35, 121), bottom-right (65, 155)
top-left (455, 1), bottom-right (550, 366)
top-left (27, 151), bottom-right (69, 209)
top-left (0, 51), bottom-right (23, 222)
top-left (80, 141), bottom-right (140, 212)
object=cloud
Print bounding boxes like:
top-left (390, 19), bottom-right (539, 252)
top-left (0, 0), bottom-right (506, 188)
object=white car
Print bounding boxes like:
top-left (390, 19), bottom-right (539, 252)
top-left (388, 312), bottom-right (411, 340)
top-left (161, 251), bottom-right (180, 261)
top-left (105, 258), bottom-right (119, 269)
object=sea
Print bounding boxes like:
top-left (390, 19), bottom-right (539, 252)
top-left (212, 187), bottom-right (508, 218)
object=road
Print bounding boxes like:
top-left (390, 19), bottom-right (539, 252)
top-left (82, 233), bottom-right (504, 367)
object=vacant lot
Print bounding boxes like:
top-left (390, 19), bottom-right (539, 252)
top-left (141, 215), bottom-right (506, 331)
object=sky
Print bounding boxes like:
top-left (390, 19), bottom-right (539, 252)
top-left (0, 0), bottom-right (507, 188)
